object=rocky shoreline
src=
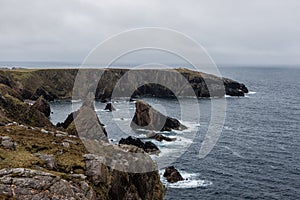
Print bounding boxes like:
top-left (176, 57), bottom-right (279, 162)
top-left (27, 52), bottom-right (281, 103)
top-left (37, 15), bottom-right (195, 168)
top-left (0, 68), bottom-right (248, 102)
top-left (0, 68), bottom-right (248, 199)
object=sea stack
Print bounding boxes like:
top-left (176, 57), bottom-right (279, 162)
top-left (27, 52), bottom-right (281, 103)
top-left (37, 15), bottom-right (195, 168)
top-left (131, 100), bottom-right (187, 132)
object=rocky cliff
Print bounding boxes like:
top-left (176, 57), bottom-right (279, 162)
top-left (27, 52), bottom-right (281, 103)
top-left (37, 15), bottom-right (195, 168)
top-left (0, 68), bottom-right (248, 102)
top-left (0, 74), bottom-right (167, 199)
top-left (0, 67), bottom-right (248, 199)
top-left (0, 116), bottom-right (165, 199)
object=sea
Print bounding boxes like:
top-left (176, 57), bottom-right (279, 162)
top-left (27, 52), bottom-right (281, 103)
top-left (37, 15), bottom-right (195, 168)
top-left (2, 62), bottom-right (300, 199)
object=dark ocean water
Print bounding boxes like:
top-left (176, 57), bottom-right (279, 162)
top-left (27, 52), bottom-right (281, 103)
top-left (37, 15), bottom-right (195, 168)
top-left (48, 66), bottom-right (300, 200)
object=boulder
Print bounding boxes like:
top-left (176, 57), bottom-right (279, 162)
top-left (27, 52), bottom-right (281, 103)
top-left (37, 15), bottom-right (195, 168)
top-left (119, 136), bottom-right (160, 154)
top-left (163, 166), bottom-right (184, 183)
top-left (131, 100), bottom-right (187, 132)
top-left (31, 95), bottom-right (51, 117)
top-left (104, 102), bottom-right (116, 111)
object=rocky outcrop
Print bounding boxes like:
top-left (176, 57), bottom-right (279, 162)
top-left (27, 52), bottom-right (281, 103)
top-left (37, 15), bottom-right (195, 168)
top-left (119, 136), bottom-right (160, 154)
top-left (84, 153), bottom-right (165, 200)
top-left (163, 166), bottom-right (184, 183)
top-left (0, 124), bottom-right (166, 200)
top-left (32, 86), bottom-right (56, 101)
top-left (31, 95), bottom-right (51, 117)
top-left (223, 78), bottom-right (248, 96)
top-left (131, 100), bottom-right (187, 131)
top-left (0, 168), bottom-right (96, 200)
top-left (147, 132), bottom-right (176, 142)
top-left (57, 100), bottom-right (108, 141)
top-left (0, 94), bottom-right (53, 128)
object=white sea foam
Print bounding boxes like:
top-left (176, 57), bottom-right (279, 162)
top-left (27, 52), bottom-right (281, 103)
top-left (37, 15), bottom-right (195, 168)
top-left (224, 126), bottom-right (233, 131)
top-left (112, 117), bottom-right (131, 121)
top-left (223, 146), bottom-right (245, 159)
top-left (159, 170), bottom-right (212, 188)
top-left (71, 99), bottom-right (82, 103)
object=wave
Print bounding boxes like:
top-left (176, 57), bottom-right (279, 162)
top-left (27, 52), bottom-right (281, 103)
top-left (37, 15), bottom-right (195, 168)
top-left (159, 170), bottom-right (212, 189)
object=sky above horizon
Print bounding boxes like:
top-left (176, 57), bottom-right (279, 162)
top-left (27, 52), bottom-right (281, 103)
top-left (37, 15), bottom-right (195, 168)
top-left (0, 0), bottom-right (299, 66)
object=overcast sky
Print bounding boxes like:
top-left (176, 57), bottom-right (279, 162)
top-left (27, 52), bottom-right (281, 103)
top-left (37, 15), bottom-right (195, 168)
top-left (0, 0), bottom-right (299, 66)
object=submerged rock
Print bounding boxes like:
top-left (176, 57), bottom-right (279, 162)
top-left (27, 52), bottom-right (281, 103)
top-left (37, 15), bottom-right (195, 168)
top-left (163, 166), bottom-right (184, 183)
top-left (119, 136), bottom-right (160, 154)
top-left (31, 95), bottom-right (51, 117)
top-left (131, 100), bottom-right (187, 132)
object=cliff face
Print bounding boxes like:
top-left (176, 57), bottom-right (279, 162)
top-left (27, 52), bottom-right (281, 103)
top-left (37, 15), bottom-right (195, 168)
top-left (0, 69), bottom-right (167, 199)
top-left (0, 123), bottom-right (165, 199)
top-left (0, 67), bottom-right (248, 199)
top-left (0, 68), bottom-right (248, 102)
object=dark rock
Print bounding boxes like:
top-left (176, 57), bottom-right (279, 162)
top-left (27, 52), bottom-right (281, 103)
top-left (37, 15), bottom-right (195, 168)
top-left (119, 136), bottom-right (160, 154)
top-left (104, 102), bottom-right (116, 111)
top-left (163, 166), bottom-right (184, 183)
top-left (56, 110), bottom-right (78, 129)
top-left (31, 95), bottom-right (51, 117)
top-left (223, 78), bottom-right (248, 96)
top-left (144, 141), bottom-right (160, 154)
top-left (32, 86), bottom-right (55, 101)
top-left (131, 100), bottom-right (187, 132)
top-left (147, 132), bottom-right (176, 142)
top-left (0, 73), bottom-right (12, 87)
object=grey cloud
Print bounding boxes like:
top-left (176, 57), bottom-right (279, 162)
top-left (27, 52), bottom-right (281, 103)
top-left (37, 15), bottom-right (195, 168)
top-left (0, 0), bottom-right (299, 66)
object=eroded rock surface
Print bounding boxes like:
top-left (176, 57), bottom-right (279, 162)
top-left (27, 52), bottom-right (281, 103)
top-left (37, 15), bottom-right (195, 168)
top-left (31, 95), bottom-right (51, 117)
top-left (131, 100), bottom-right (187, 132)
top-left (0, 168), bottom-right (96, 200)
